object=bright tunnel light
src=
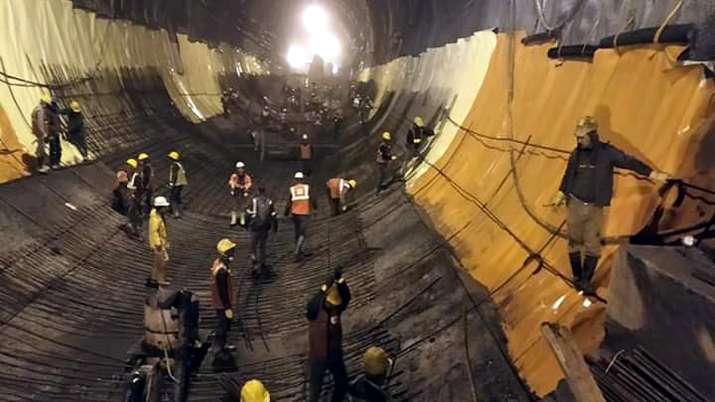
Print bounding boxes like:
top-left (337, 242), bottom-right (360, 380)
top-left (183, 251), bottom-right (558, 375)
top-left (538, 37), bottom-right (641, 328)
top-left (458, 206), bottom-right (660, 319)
top-left (302, 5), bottom-right (328, 33)
top-left (310, 33), bottom-right (341, 62)
top-left (286, 44), bottom-right (310, 69)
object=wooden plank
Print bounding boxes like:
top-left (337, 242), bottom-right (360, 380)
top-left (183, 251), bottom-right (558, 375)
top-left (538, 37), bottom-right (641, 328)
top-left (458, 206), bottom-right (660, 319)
top-left (541, 323), bottom-right (606, 402)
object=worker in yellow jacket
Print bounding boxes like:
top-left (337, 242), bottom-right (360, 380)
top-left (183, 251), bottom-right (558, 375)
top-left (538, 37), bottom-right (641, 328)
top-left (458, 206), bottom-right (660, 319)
top-left (148, 196), bottom-right (171, 287)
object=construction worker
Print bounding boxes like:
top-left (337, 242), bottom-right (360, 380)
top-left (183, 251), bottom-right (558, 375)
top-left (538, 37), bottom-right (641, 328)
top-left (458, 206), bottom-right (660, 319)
top-left (228, 161), bottom-right (253, 227)
top-left (137, 153), bottom-right (154, 214)
top-left (349, 346), bottom-right (394, 402)
top-left (59, 100), bottom-right (88, 160)
top-left (307, 267), bottom-right (351, 402)
top-left (284, 172), bottom-right (318, 262)
top-left (211, 239), bottom-right (237, 356)
top-left (298, 134), bottom-right (314, 177)
top-left (168, 151), bottom-right (188, 219)
top-left (125, 158), bottom-right (144, 239)
top-left (549, 116), bottom-right (669, 293)
top-left (241, 379), bottom-right (270, 402)
top-left (376, 132), bottom-right (397, 194)
top-left (406, 116), bottom-right (434, 160)
top-left (359, 96), bottom-right (373, 124)
top-left (246, 186), bottom-right (278, 278)
top-left (46, 98), bottom-right (62, 170)
top-left (326, 178), bottom-right (357, 216)
top-left (31, 94), bottom-right (53, 173)
top-left (148, 196), bottom-right (171, 287)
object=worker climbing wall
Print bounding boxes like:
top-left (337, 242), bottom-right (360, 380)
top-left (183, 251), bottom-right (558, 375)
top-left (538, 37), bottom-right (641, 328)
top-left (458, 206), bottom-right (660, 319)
top-left (361, 28), bottom-right (715, 395)
top-left (0, 0), bottom-right (265, 183)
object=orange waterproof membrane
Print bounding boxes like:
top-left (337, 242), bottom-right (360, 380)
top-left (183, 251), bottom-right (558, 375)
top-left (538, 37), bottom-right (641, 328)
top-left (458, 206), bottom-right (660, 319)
top-left (407, 33), bottom-right (715, 395)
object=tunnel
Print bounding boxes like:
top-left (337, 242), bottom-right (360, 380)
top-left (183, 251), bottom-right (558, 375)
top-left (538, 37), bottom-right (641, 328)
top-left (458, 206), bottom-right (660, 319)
top-left (1, 1), bottom-right (715, 401)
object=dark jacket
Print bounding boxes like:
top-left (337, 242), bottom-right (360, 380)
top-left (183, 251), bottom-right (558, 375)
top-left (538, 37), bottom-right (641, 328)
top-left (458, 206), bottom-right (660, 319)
top-left (559, 132), bottom-right (652, 206)
top-left (406, 126), bottom-right (434, 149)
top-left (307, 280), bottom-right (351, 360)
top-left (59, 109), bottom-right (84, 134)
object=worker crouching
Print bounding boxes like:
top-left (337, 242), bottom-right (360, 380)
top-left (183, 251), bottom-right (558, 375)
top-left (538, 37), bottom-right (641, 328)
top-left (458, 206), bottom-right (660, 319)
top-left (285, 172), bottom-right (318, 262)
top-left (349, 346), bottom-right (394, 402)
top-left (211, 239), bottom-right (237, 370)
top-left (326, 178), bottom-right (357, 216)
top-left (307, 267), bottom-right (351, 402)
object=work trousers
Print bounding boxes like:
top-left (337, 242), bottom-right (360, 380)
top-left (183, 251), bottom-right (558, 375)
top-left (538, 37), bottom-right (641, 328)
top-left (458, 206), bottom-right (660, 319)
top-left (293, 215), bottom-right (309, 242)
top-left (35, 140), bottom-right (47, 169)
top-left (328, 197), bottom-right (341, 217)
top-left (143, 188), bottom-right (154, 215)
top-left (309, 355), bottom-right (349, 402)
top-left (151, 249), bottom-right (169, 282)
top-left (231, 191), bottom-right (249, 214)
top-left (376, 162), bottom-right (391, 193)
top-left (68, 130), bottom-right (88, 158)
top-left (301, 159), bottom-right (313, 177)
top-left (170, 185), bottom-right (184, 206)
top-left (250, 229), bottom-right (269, 269)
top-left (128, 199), bottom-right (143, 236)
top-left (48, 135), bottom-right (62, 166)
top-left (567, 198), bottom-right (604, 258)
top-left (214, 309), bottom-right (231, 351)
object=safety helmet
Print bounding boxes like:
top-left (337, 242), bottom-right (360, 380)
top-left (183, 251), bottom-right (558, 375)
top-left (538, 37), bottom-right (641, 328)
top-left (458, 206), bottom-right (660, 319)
top-left (153, 196), bottom-right (170, 207)
top-left (137, 153), bottom-right (149, 161)
top-left (126, 158), bottom-right (138, 169)
top-left (576, 116), bottom-right (598, 130)
top-left (362, 346), bottom-right (390, 376)
top-left (294, 172), bottom-right (304, 180)
top-left (40, 93), bottom-right (52, 104)
top-left (241, 379), bottom-right (270, 402)
top-left (217, 238), bottom-right (237, 255)
top-left (347, 179), bottom-right (357, 189)
top-left (414, 116), bottom-right (425, 128)
top-left (236, 161), bottom-right (246, 169)
top-left (168, 151), bottom-right (180, 161)
top-left (381, 131), bottom-right (392, 141)
top-left (325, 284), bottom-right (342, 306)
top-left (301, 134), bottom-right (309, 141)
top-left (69, 101), bottom-right (81, 112)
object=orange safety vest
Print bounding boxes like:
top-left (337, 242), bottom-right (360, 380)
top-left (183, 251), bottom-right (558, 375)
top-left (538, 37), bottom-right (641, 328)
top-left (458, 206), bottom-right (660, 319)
top-left (326, 178), bottom-right (346, 200)
top-left (290, 184), bottom-right (311, 215)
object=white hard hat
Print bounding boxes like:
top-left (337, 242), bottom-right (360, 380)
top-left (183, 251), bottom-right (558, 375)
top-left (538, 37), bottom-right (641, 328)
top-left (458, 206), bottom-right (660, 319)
top-left (154, 196), bottom-right (170, 207)
top-left (235, 161), bottom-right (245, 169)
top-left (294, 172), bottom-right (304, 179)
top-left (301, 134), bottom-right (309, 140)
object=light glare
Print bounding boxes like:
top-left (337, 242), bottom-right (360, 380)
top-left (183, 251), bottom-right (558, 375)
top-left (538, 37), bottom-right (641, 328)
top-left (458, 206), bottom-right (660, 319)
top-left (303, 5), bottom-right (328, 33)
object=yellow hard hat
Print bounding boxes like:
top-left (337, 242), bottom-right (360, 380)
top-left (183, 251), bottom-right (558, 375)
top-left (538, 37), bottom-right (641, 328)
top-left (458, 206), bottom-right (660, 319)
top-left (362, 346), bottom-right (390, 376)
top-left (40, 93), bottom-right (52, 104)
top-left (381, 131), bottom-right (392, 141)
top-left (70, 101), bottom-right (81, 112)
top-left (325, 284), bottom-right (342, 306)
top-left (241, 379), bottom-right (270, 402)
top-left (137, 153), bottom-right (150, 161)
top-left (168, 151), bottom-right (180, 161)
top-left (576, 116), bottom-right (598, 130)
top-left (347, 179), bottom-right (357, 189)
top-left (414, 116), bottom-right (424, 127)
top-left (217, 238), bottom-right (237, 255)
top-left (126, 158), bottom-right (138, 169)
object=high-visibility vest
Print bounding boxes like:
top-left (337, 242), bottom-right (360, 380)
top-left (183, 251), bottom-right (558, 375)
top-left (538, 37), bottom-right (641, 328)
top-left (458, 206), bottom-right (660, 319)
top-left (290, 184), bottom-right (311, 215)
top-left (170, 162), bottom-right (188, 186)
top-left (326, 178), bottom-right (347, 200)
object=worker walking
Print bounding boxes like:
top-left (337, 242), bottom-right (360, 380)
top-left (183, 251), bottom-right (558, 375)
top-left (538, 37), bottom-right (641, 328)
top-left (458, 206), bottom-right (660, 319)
top-left (376, 132), bottom-right (397, 195)
top-left (126, 158), bottom-right (144, 239)
top-left (549, 116), bottom-right (669, 293)
top-left (349, 346), bottom-right (394, 402)
top-left (326, 178), bottom-right (357, 216)
top-left (298, 133), bottom-right (314, 177)
top-left (31, 94), bottom-right (53, 173)
top-left (284, 172), bottom-right (318, 262)
top-left (307, 267), bottom-right (351, 402)
top-left (211, 239), bottom-right (237, 357)
top-left (59, 100), bottom-right (88, 160)
top-left (406, 116), bottom-right (434, 161)
top-left (246, 186), bottom-right (278, 278)
top-left (112, 169), bottom-right (130, 215)
top-left (241, 379), bottom-right (270, 402)
top-left (137, 153), bottom-right (154, 214)
top-left (148, 196), bottom-right (171, 287)
top-left (229, 161), bottom-right (253, 227)
top-left (167, 151), bottom-right (188, 219)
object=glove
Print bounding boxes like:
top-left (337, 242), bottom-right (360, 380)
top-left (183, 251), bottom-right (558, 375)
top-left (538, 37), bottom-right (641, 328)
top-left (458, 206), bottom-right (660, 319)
top-left (225, 309), bottom-right (234, 320)
top-left (649, 171), bottom-right (669, 182)
top-left (546, 191), bottom-right (567, 207)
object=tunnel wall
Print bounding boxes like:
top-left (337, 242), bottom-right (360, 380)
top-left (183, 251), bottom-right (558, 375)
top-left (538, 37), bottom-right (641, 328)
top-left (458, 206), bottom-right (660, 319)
top-left (359, 31), bottom-right (715, 395)
top-left (0, 0), bottom-right (265, 183)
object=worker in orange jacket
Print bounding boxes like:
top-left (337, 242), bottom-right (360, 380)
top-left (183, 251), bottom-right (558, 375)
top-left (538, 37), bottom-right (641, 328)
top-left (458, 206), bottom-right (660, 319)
top-left (326, 178), bottom-right (357, 216)
top-left (284, 172), bottom-right (318, 262)
top-left (228, 161), bottom-right (253, 227)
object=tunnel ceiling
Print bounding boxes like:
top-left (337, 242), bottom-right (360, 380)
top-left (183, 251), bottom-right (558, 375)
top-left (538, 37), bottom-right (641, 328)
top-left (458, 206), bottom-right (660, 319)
top-left (70, 0), bottom-right (715, 68)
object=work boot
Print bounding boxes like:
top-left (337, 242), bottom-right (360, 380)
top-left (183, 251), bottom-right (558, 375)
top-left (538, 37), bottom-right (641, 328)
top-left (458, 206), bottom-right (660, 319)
top-left (581, 255), bottom-right (599, 294)
top-left (568, 252), bottom-right (583, 289)
top-left (239, 212), bottom-right (246, 227)
top-left (173, 204), bottom-right (181, 219)
top-left (230, 212), bottom-right (237, 227)
top-left (37, 165), bottom-right (50, 174)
